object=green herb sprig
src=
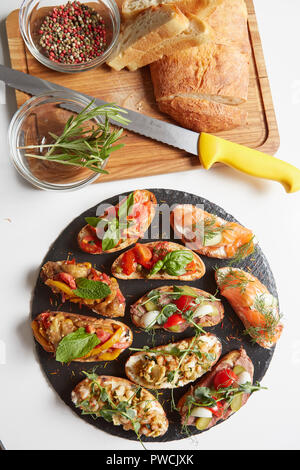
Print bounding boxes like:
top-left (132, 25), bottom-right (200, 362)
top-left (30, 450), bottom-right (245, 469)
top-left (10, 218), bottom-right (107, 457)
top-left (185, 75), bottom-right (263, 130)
top-left (19, 101), bottom-right (130, 174)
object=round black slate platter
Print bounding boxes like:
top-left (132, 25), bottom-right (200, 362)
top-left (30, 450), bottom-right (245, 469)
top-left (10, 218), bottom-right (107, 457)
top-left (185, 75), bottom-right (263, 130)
top-left (31, 188), bottom-right (277, 443)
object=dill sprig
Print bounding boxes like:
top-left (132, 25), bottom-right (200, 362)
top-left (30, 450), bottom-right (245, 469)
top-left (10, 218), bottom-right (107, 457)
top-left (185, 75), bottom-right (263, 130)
top-left (216, 268), bottom-right (253, 294)
top-left (18, 101), bottom-right (130, 174)
top-left (228, 236), bottom-right (256, 265)
top-left (243, 293), bottom-right (283, 343)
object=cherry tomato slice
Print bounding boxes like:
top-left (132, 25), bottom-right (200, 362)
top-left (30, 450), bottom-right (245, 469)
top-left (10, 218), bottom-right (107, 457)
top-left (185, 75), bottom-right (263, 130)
top-left (121, 249), bottom-right (136, 275)
top-left (174, 295), bottom-right (194, 312)
top-left (80, 235), bottom-right (102, 254)
top-left (208, 399), bottom-right (224, 418)
top-left (213, 368), bottom-right (238, 390)
top-left (163, 313), bottom-right (185, 328)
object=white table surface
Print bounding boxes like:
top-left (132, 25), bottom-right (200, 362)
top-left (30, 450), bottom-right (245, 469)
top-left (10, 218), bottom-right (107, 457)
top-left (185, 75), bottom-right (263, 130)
top-left (0, 0), bottom-right (300, 451)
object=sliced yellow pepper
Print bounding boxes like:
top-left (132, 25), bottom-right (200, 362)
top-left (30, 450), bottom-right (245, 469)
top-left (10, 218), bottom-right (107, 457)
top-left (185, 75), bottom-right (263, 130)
top-left (45, 280), bottom-right (75, 297)
top-left (81, 327), bottom-right (123, 359)
top-left (97, 349), bottom-right (122, 361)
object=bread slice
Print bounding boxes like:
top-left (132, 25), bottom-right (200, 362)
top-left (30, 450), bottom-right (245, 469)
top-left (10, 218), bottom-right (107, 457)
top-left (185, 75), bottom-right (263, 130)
top-left (106, 4), bottom-right (190, 71)
top-left (122, 0), bottom-right (224, 21)
top-left (126, 15), bottom-right (213, 71)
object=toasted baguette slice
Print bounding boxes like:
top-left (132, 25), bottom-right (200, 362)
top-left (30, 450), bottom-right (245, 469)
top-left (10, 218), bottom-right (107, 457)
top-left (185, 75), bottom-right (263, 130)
top-left (125, 334), bottom-right (222, 389)
top-left (122, 0), bottom-right (224, 21)
top-left (40, 260), bottom-right (125, 318)
top-left (107, 4), bottom-right (189, 71)
top-left (72, 375), bottom-right (169, 437)
top-left (178, 348), bottom-right (254, 430)
top-left (32, 312), bottom-right (132, 362)
top-left (111, 241), bottom-right (206, 280)
top-left (78, 190), bottom-right (157, 255)
top-left (130, 285), bottom-right (224, 332)
top-left (126, 15), bottom-right (213, 71)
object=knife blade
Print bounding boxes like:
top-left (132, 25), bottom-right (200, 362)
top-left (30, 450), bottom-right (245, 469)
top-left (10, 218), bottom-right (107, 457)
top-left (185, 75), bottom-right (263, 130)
top-left (1, 64), bottom-right (300, 193)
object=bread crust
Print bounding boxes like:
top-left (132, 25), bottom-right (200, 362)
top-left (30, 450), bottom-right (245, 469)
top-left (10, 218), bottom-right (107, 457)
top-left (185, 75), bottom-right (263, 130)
top-left (78, 190), bottom-right (157, 255)
top-left (178, 348), bottom-right (254, 429)
top-left (111, 241), bottom-right (206, 280)
top-left (125, 333), bottom-right (222, 388)
top-left (107, 4), bottom-right (190, 71)
top-left (149, 0), bottom-right (250, 133)
top-left (122, 0), bottom-right (224, 21)
top-left (130, 285), bottom-right (224, 330)
top-left (32, 312), bottom-right (133, 362)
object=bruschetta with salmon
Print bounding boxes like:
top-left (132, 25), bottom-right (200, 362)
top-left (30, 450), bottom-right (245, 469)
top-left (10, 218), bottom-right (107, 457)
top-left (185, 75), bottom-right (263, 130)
top-left (72, 374), bottom-right (169, 438)
top-left (130, 285), bottom-right (224, 333)
top-left (32, 312), bottom-right (132, 363)
top-left (171, 204), bottom-right (256, 260)
top-left (178, 348), bottom-right (264, 432)
top-left (215, 267), bottom-right (283, 348)
top-left (125, 334), bottom-right (222, 389)
top-left (40, 259), bottom-right (125, 317)
top-left (111, 241), bottom-right (206, 280)
top-left (78, 190), bottom-right (157, 254)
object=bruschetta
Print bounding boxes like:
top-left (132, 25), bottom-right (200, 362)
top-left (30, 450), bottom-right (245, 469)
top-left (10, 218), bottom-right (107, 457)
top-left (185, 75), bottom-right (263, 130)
top-left (177, 348), bottom-right (264, 432)
top-left (171, 204), bottom-right (256, 260)
top-left (40, 259), bottom-right (125, 318)
top-left (215, 267), bottom-right (283, 348)
top-left (71, 375), bottom-right (169, 438)
top-left (125, 334), bottom-right (222, 389)
top-left (130, 285), bottom-right (224, 333)
top-left (111, 241), bottom-right (206, 280)
top-left (32, 312), bottom-right (133, 363)
top-left (78, 190), bottom-right (157, 254)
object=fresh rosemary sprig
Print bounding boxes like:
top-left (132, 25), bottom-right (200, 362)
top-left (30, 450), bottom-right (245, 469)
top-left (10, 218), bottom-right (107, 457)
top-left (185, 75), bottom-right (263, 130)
top-left (19, 101), bottom-right (130, 174)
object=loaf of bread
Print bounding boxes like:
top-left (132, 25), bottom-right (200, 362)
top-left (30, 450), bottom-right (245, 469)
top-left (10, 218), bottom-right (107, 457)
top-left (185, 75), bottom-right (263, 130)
top-left (150, 0), bottom-right (251, 133)
top-left (126, 15), bottom-right (213, 71)
top-left (121, 0), bottom-right (223, 21)
top-left (107, 4), bottom-right (190, 71)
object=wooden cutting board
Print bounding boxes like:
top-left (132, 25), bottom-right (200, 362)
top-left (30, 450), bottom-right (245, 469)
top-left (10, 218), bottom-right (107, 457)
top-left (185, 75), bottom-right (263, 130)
top-left (5, 0), bottom-right (279, 183)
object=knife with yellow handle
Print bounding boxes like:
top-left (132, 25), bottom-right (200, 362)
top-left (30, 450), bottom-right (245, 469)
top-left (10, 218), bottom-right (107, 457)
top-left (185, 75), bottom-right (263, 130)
top-left (1, 64), bottom-right (299, 193)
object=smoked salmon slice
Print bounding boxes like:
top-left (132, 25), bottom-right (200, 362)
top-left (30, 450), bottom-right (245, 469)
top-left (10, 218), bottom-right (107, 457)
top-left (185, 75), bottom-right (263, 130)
top-left (171, 204), bottom-right (256, 259)
top-left (215, 267), bottom-right (283, 349)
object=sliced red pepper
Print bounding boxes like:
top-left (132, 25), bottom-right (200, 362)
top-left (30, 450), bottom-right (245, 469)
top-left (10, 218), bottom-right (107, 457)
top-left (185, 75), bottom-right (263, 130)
top-left (95, 329), bottom-right (112, 347)
top-left (121, 249), bottom-right (136, 275)
top-left (54, 272), bottom-right (76, 290)
top-left (40, 312), bottom-right (51, 330)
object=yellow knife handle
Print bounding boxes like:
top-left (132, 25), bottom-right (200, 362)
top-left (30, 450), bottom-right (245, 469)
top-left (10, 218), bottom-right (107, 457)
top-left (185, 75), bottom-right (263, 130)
top-left (198, 132), bottom-right (300, 193)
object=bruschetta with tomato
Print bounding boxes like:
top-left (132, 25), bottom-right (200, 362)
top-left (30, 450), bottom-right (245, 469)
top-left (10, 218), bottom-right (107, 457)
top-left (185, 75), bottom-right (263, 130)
top-left (130, 285), bottom-right (224, 333)
top-left (32, 312), bottom-right (132, 363)
top-left (40, 259), bottom-right (125, 317)
top-left (171, 204), bottom-right (257, 260)
top-left (72, 375), bottom-right (169, 438)
top-left (78, 190), bottom-right (157, 254)
top-left (125, 334), bottom-right (222, 389)
top-left (178, 348), bottom-right (265, 432)
top-left (111, 241), bottom-right (206, 280)
top-left (215, 267), bottom-right (283, 348)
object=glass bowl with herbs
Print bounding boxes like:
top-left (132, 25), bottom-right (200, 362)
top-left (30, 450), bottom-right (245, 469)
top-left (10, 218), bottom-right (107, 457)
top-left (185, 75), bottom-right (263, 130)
top-left (8, 91), bottom-right (129, 190)
top-left (19, 0), bottom-right (120, 73)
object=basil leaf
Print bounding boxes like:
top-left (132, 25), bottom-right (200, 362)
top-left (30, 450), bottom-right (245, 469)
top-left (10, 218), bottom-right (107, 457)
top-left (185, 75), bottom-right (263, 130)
top-left (85, 217), bottom-right (102, 228)
top-left (73, 278), bottom-right (111, 299)
top-left (101, 218), bottom-right (121, 251)
top-left (118, 191), bottom-right (134, 223)
top-left (55, 328), bottom-right (100, 363)
top-left (149, 250), bottom-right (193, 277)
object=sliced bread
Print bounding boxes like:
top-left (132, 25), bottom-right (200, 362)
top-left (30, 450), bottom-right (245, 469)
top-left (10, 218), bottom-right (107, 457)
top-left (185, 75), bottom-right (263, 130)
top-left (121, 0), bottom-right (224, 21)
top-left (126, 15), bottom-right (213, 71)
top-left (106, 4), bottom-right (189, 71)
